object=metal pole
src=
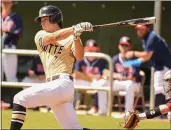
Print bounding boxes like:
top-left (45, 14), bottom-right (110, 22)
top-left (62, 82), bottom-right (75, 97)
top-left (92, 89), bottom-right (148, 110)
top-left (150, 0), bottom-right (162, 109)
top-left (154, 0), bottom-right (162, 35)
top-left (150, 67), bottom-right (155, 109)
top-left (107, 57), bottom-right (113, 116)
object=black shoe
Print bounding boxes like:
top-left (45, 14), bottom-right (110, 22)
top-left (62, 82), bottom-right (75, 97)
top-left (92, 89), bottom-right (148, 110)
top-left (83, 128), bottom-right (91, 130)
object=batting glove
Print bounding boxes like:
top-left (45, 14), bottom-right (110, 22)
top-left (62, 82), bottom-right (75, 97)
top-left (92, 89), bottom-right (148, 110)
top-left (72, 24), bottom-right (83, 38)
top-left (72, 22), bottom-right (93, 39)
top-left (79, 22), bottom-right (93, 32)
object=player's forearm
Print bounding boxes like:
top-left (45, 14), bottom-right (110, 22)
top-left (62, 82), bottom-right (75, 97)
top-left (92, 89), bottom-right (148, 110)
top-left (138, 104), bottom-right (170, 120)
top-left (73, 38), bottom-right (84, 61)
top-left (134, 51), bottom-right (153, 61)
top-left (121, 76), bottom-right (135, 81)
top-left (113, 74), bottom-right (121, 80)
top-left (88, 74), bottom-right (101, 80)
top-left (43, 27), bottom-right (74, 45)
top-left (134, 51), bottom-right (147, 58)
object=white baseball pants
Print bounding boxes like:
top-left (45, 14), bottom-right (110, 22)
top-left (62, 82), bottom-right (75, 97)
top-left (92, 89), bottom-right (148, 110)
top-left (2, 45), bottom-right (18, 82)
top-left (13, 74), bottom-right (82, 129)
top-left (154, 67), bottom-right (169, 95)
top-left (96, 79), bottom-right (140, 114)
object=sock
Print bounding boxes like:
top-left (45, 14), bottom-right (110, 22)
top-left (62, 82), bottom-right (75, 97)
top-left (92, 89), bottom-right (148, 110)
top-left (10, 103), bottom-right (26, 130)
top-left (145, 106), bottom-right (162, 119)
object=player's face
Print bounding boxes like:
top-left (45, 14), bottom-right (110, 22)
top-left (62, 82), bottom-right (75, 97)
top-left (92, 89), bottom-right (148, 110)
top-left (85, 47), bottom-right (99, 61)
top-left (40, 17), bottom-right (52, 31)
top-left (119, 44), bottom-right (130, 53)
top-left (136, 28), bottom-right (148, 39)
top-left (2, 1), bottom-right (13, 9)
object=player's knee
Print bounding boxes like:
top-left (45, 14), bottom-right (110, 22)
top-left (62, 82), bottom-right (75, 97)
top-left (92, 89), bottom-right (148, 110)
top-left (126, 81), bottom-right (134, 89)
top-left (13, 92), bottom-right (26, 107)
top-left (96, 79), bottom-right (107, 87)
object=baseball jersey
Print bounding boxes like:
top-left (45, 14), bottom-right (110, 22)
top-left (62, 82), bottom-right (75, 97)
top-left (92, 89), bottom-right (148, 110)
top-left (30, 56), bottom-right (45, 76)
top-left (142, 31), bottom-right (171, 71)
top-left (34, 30), bottom-right (77, 78)
top-left (2, 12), bottom-right (23, 48)
top-left (74, 58), bottom-right (106, 75)
top-left (113, 53), bottom-right (141, 83)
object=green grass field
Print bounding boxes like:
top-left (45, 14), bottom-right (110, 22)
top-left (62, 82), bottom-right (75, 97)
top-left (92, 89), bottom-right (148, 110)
top-left (2, 110), bottom-right (170, 129)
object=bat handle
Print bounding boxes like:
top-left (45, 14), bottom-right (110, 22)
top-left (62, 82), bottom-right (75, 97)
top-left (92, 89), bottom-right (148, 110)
top-left (93, 25), bottom-right (100, 28)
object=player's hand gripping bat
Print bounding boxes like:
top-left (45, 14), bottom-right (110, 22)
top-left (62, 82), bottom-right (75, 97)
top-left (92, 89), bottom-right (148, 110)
top-left (93, 16), bottom-right (156, 28)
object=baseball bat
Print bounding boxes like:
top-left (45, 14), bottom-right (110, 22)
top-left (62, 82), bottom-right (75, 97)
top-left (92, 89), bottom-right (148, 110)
top-left (93, 16), bottom-right (156, 28)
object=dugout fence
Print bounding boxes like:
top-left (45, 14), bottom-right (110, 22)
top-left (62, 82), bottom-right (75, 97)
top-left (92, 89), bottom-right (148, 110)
top-left (2, 49), bottom-right (113, 116)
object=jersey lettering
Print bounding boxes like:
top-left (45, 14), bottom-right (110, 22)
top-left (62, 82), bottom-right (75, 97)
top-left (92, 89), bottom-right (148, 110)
top-left (35, 31), bottom-right (78, 77)
top-left (48, 44), bottom-right (53, 53)
top-left (45, 44), bottom-right (64, 55)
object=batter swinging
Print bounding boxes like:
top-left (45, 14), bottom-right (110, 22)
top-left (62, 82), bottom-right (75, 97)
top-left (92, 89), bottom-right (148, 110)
top-left (9, 5), bottom-right (93, 130)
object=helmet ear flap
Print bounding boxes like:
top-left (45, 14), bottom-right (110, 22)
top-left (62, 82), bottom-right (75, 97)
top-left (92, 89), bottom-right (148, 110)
top-left (49, 14), bottom-right (57, 23)
top-left (49, 13), bottom-right (63, 28)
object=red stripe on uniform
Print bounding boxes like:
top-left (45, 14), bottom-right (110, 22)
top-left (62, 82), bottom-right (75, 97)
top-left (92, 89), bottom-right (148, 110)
top-left (166, 102), bottom-right (171, 111)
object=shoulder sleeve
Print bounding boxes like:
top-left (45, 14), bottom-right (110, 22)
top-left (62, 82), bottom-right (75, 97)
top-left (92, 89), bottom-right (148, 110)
top-left (112, 55), bottom-right (119, 72)
top-left (144, 32), bottom-right (158, 51)
top-left (98, 59), bottom-right (107, 75)
top-left (7, 13), bottom-right (22, 36)
top-left (73, 60), bottom-right (82, 71)
top-left (34, 30), bottom-right (49, 51)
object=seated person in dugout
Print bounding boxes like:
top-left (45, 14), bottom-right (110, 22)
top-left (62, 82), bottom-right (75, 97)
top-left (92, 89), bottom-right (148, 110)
top-left (22, 56), bottom-right (45, 83)
top-left (95, 36), bottom-right (142, 115)
top-left (73, 39), bottom-right (106, 110)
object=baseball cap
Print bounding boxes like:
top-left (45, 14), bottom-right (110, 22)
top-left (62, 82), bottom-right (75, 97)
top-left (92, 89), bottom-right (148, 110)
top-left (84, 39), bottom-right (100, 51)
top-left (119, 36), bottom-right (131, 46)
top-left (85, 39), bottom-right (98, 47)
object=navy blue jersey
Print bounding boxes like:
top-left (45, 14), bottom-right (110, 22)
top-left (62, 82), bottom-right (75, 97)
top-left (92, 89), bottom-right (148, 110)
top-left (30, 56), bottom-right (45, 76)
top-left (74, 58), bottom-right (106, 75)
top-left (2, 12), bottom-right (23, 48)
top-left (113, 54), bottom-right (141, 83)
top-left (142, 31), bottom-right (171, 71)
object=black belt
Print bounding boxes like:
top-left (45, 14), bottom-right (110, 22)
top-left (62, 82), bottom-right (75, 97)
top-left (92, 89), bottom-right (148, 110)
top-left (46, 75), bottom-right (73, 82)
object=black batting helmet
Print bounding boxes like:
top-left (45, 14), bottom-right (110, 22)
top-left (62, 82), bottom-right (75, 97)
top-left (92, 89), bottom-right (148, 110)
top-left (35, 5), bottom-right (63, 28)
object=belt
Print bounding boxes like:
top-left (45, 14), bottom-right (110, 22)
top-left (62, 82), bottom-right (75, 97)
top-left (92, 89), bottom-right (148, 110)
top-left (46, 75), bottom-right (73, 82)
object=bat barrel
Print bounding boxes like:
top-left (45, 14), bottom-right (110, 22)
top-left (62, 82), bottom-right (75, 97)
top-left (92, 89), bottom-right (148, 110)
top-left (93, 16), bottom-right (156, 28)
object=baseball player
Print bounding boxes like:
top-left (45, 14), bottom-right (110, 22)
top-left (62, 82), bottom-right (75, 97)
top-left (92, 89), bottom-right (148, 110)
top-left (9, 5), bottom-right (93, 130)
top-left (96, 36), bottom-right (142, 115)
top-left (122, 70), bottom-right (171, 129)
top-left (1, 0), bottom-right (23, 82)
top-left (138, 69), bottom-right (171, 120)
top-left (123, 25), bottom-right (171, 109)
